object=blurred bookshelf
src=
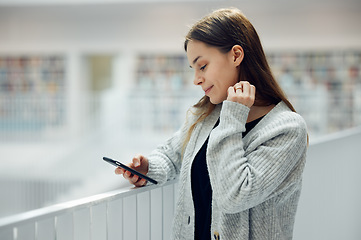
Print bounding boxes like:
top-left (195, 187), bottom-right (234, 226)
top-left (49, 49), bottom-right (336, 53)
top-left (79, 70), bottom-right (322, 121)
top-left (126, 54), bottom-right (202, 133)
top-left (127, 51), bottom-right (361, 138)
top-left (268, 50), bottom-right (361, 137)
top-left (1, 51), bottom-right (360, 141)
top-left (0, 55), bottom-right (66, 141)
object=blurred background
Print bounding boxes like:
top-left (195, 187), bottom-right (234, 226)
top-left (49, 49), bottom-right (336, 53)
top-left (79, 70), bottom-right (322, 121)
top-left (0, 0), bottom-right (360, 219)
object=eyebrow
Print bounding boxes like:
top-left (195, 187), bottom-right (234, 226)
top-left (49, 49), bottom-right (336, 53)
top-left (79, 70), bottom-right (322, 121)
top-left (189, 56), bottom-right (201, 68)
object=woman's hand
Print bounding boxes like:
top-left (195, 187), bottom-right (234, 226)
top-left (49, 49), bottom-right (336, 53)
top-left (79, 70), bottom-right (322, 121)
top-left (115, 154), bottom-right (149, 187)
top-left (227, 81), bottom-right (256, 108)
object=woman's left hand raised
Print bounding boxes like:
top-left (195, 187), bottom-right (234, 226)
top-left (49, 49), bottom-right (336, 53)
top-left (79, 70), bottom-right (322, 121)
top-left (227, 81), bottom-right (256, 108)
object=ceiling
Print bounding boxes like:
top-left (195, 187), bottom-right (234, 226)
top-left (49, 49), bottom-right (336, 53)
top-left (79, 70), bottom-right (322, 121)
top-left (0, 0), bottom-right (360, 51)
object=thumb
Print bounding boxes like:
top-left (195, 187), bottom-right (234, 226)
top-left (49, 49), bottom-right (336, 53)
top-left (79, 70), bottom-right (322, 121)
top-left (133, 155), bottom-right (142, 167)
top-left (227, 86), bottom-right (235, 100)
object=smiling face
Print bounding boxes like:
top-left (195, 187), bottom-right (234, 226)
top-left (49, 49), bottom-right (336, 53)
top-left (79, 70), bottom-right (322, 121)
top-left (186, 40), bottom-right (243, 104)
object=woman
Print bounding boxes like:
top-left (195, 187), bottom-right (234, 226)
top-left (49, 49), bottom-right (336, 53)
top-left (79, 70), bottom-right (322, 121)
top-left (116, 7), bottom-right (308, 240)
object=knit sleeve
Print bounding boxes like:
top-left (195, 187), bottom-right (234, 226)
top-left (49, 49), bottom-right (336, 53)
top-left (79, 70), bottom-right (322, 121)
top-left (207, 101), bottom-right (308, 213)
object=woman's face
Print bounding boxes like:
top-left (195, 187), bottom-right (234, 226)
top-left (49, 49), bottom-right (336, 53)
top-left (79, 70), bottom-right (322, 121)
top-left (186, 40), bottom-right (242, 104)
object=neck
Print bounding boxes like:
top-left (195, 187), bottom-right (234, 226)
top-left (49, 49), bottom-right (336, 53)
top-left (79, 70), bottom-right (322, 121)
top-left (247, 104), bottom-right (275, 123)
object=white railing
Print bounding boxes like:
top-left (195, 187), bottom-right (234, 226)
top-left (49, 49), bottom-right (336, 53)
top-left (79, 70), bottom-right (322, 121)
top-left (1, 126), bottom-right (361, 240)
top-left (0, 177), bottom-right (81, 219)
top-left (293, 126), bottom-right (361, 240)
top-left (0, 180), bottom-right (178, 240)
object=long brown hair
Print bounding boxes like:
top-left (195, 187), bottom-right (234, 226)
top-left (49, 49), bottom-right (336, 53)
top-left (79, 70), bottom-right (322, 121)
top-left (183, 8), bottom-right (299, 149)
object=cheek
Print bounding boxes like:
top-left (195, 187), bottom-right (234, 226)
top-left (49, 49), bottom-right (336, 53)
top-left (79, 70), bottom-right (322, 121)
top-left (222, 69), bottom-right (239, 88)
top-left (207, 62), bottom-right (239, 89)
top-left (230, 68), bottom-right (240, 85)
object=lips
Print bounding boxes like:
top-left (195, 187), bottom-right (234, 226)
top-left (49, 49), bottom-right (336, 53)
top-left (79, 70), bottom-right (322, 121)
top-left (203, 85), bottom-right (213, 95)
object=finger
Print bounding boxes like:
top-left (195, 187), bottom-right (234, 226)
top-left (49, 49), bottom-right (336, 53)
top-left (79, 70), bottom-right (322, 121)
top-left (134, 178), bottom-right (147, 187)
top-left (250, 85), bottom-right (256, 98)
top-left (132, 155), bottom-right (142, 167)
top-left (228, 86), bottom-right (235, 95)
top-left (131, 174), bottom-right (140, 184)
top-left (227, 86), bottom-right (237, 102)
top-left (241, 82), bottom-right (250, 95)
top-left (234, 85), bottom-right (243, 92)
top-left (115, 167), bottom-right (124, 175)
top-left (123, 170), bottom-right (132, 180)
top-left (238, 80), bottom-right (250, 85)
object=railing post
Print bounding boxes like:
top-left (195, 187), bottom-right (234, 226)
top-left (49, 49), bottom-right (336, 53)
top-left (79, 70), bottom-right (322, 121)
top-left (73, 208), bottom-right (90, 240)
top-left (162, 184), bottom-right (174, 240)
top-left (91, 203), bottom-right (107, 240)
top-left (122, 195), bottom-right (137, 240)
top-left (107, 198), bottom-right (123, 240)
top-left (150, 187), bottom-right (162, 240)
top-left (0, 227), bottom-right (13, 240)
top-left (36, 218), bottom-right (55, 240)
top-left (55, 212), bottom-right (73, 240)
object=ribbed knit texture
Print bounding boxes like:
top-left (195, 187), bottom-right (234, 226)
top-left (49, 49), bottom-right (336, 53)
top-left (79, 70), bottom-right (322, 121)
top-left (147, 100), bottom-right (308, 240)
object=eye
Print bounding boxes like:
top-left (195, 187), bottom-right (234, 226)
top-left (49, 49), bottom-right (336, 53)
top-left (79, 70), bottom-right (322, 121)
top-left (200, 64), bottom-right (207, 71)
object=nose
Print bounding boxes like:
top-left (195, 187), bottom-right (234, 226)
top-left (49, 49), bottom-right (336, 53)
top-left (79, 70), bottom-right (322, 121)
top-left (193, 73), bottom-right (204, 86)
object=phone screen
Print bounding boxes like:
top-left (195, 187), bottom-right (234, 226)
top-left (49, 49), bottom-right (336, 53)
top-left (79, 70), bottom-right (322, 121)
top-left (103, 157), bottom-right (158, 184)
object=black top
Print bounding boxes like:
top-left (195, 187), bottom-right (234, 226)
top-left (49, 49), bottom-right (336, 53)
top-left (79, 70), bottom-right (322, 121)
top-left (191, 116), bottom-right (263, 240)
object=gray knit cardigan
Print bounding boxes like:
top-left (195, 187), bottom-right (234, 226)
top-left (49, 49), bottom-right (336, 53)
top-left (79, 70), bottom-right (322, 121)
top-left (146, 100), bottom-right (308, 240)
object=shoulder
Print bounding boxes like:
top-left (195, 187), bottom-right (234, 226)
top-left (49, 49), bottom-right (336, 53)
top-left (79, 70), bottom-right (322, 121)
top-left (267, 102), bottom-right (306, 129)
top-left (277, 103), bottom-right (307, 132)
top-left (253, 102), bottom-right (308, 143)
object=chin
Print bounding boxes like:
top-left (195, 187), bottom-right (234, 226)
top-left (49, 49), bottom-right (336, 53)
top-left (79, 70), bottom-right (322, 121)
top-left (209, 97), bottom-right (222, 105)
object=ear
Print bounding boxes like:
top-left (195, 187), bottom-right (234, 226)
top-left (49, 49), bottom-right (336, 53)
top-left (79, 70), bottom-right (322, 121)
top-left (231, 45), bottom-right (244, 67)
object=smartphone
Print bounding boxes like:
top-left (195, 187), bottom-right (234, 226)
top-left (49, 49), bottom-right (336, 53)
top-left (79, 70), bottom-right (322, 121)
top-left (103, 157), bottom-right (158, 185)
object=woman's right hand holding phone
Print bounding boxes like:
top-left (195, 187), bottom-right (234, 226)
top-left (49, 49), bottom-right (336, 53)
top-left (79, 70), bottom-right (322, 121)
top-left (115, 154), bottom-right (149, 187)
